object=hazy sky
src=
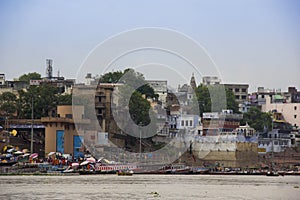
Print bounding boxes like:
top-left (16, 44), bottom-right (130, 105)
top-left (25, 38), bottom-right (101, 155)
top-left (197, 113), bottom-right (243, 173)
top-left (0, 0), bottom-right (299, 92)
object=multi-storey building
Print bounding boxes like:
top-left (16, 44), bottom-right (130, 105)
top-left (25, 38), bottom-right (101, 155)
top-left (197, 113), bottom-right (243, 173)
top-left (41, 105), bottom-right (90, 158)
top-left (262, 95), bottom-right (300, 129)
top-left (202, 110), bottom-right (243, 136)
top-left (224, 83), bottom-right (249, 105)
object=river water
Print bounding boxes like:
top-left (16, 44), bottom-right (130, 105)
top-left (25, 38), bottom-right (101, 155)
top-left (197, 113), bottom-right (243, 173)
top-left (0, 175), bottom-right (299, 200)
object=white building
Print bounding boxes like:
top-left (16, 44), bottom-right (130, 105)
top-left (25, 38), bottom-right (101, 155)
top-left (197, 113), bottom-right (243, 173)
top-left (258, 129), bottom-right (294, 154)
top-left (202, 76), bottom-right (221, 85)
top-left (177, 114), bottom-right (202, 135)
top-left (0, 73), bottom-right (5, 85)
top-left (147, 80), bottom-right (168, 106)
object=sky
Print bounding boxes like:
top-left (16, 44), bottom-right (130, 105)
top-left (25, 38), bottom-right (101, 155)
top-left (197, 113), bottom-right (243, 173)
top-left (0, 0), bottom-right (299, 92)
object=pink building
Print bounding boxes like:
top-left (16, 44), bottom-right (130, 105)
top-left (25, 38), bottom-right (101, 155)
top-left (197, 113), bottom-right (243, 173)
top-left (262, 96), bottom-right (300, 129)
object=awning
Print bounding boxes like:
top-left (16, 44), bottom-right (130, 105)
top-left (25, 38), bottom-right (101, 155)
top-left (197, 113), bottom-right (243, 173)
top-left (9, 124), bottom-right (45, 129)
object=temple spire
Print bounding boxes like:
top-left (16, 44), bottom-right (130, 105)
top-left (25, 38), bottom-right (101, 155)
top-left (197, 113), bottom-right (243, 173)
top-left (190, 73), bottom-right (197, 90)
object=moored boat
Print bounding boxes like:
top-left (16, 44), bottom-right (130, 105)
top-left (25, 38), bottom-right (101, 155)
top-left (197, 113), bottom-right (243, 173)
top-left (117, 170), bottom-right (133, 176)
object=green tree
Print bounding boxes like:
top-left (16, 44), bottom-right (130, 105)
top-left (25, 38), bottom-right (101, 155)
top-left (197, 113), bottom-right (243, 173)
top-left (241, 107), bottom-right (272, 132)
top-left (0, 92), bottom-right (17, 117)
top-left (57, 94), bottom-right (72, 105)
top-left (99, 70), bottom-right (124, 83)
top-left (195, 84), bottom-right (239, 116)
top-left (18, 72), bottom-right (41, 84)
top-left (99, 68), bottom-right (158, 99)
top-left (195, 84), bottom-right (211, 116)
top-left (225, 88), bottom-right (239, 113)
top-left (17, 84), bottom-right (59, 119)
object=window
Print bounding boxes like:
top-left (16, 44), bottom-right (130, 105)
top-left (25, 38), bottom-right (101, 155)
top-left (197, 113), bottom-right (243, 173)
top-left (242, 88), bottom-right (247, 93)
top-left (185, 120), bottom-right (188, 126)
top-left (190, 120), bottom-right (193, 126)
top-left (295, 106), bottom-right (297, 110)
top-left (241, 95), bottom-right (246, 99)
top-left (235, 88), bottom-right (240, 92)
top-left (235, 95), bottom-right (240, 99)
top-left (181, 120), bottom-right (184, 126)
top-left (295, 115), bottom-right (297, 119)
top-left (66, 114), bottom-right (73, 119)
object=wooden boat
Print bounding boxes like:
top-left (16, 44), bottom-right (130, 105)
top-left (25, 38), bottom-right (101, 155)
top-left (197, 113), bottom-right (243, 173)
top-left (117, 170), bottom-right (133, 176)
top-left (266, 171), bottom-right (279, 176)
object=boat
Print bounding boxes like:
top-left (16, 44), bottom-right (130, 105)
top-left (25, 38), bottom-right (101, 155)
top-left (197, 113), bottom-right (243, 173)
top-left (117, 170), bottom-right (133, 176)
top-left (266, 171), bottom-right (279, 176)
top-left (165, 164), bottom-right (192, 174)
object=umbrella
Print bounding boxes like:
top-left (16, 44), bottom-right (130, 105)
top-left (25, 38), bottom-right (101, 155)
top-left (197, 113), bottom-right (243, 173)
top-left (71, 163), bottom-right (79, 167)
top-left (86, 157), bottom-right (96, 163)
top-left (5, 154), bottom-right (13, 158)
top-left (13, 151), bottom-right (24, 155)
top-left (22, 149), bottom-right (29, 153)
top-left (30, 153), bottom-right (38, 159)
top-left (7, 148), bottom-right (15, 153)
top-left (23, 153), bottom-right (30, 157)
top-left (3, 145), bottom-right (14, 152)
top-left (48, 152), bottom-right (56, 156)
top-left (80, 161), bottom-right (90, 166)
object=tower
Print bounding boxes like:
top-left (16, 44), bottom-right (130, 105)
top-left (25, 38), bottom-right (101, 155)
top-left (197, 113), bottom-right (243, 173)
top-left (46, 59), bottom-right (53, 79)
top-left (190, 73), bottom-right (197, 90)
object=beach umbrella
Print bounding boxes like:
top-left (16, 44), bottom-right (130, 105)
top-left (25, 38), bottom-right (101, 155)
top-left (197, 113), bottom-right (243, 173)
top-left (48, 152), bottom-right (56, 156)
top-left (5, 154), bottom-right (13, 158)
top-left (13, 151), bottom-right (24, 155)
top-left (23, 153), bottom-right (30, 157)
top-left (86, 157), bottom-right (96, 163)
top-left (71, 163), bottom-right (79, 167)
top-left (30, 153), bottom-right (38, 159)
top-left (22, 149), bottom-right (29, 153)
top-left (3, 145), bottom-right (14, 152)
top-left (80, 160), bottom-right (90, 166)
top-left (7, 148), bottom-right (15, 153)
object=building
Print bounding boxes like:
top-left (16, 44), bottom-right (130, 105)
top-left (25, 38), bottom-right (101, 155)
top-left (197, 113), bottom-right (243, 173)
top-left (0, 74), bottom-right (5, 85)
top-left (147, 80), bottom-right (168, 106)
top-left (258, 129), bottom-right (293, 154)
top-left (202, 76), bottom-right (221, 86)
top-left (262, 95), bottom-right (300, 129)
top-left (0, 118), bottom-right (45, 156)
top-left (41, 105), bottom-right (90, 158)
top-left (250, 87), bottom-right (286, 108)
top-left (224, 83), bottom-right (249, 105)
top-left (202, 110), bottom-right (243, 136)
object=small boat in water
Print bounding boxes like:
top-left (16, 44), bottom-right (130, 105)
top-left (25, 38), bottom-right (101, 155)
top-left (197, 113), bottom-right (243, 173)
top-left (117, 170), bottom-right (134, 176)
top-left (266, 171), bottom-right (279, 177)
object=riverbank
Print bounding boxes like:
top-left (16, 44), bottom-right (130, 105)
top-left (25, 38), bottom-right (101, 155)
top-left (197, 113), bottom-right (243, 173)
top-left (1, 175), bottom-right (299, 199)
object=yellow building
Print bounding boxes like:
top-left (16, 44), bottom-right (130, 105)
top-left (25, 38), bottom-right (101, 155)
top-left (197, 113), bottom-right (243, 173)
top-left (41, 105), bottom-right (90, 158)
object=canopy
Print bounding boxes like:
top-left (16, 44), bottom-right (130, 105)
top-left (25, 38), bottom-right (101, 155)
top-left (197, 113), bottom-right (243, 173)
top-left (30, 153), bottom-right (38, 159)
top-left (71, 163), bottom-right (79, 167)
top-left (13, 151), bottom-right (24, 155)
top-left (7, 148), bottom-right (15, 153)
top-left (80, 161), bottom-right (90, 166)
top-left (48, 152), bottom-right (56, 156)
top-left (86, 157), bottom-right (96, 163)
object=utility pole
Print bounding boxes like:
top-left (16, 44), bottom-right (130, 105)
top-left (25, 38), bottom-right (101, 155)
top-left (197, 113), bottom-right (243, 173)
top-left (139, 122), bottom-right (143, 161)
top-left (30, 96), bottom-right (34, 153)
top-left (140, 127), bottom-right (142, 160)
